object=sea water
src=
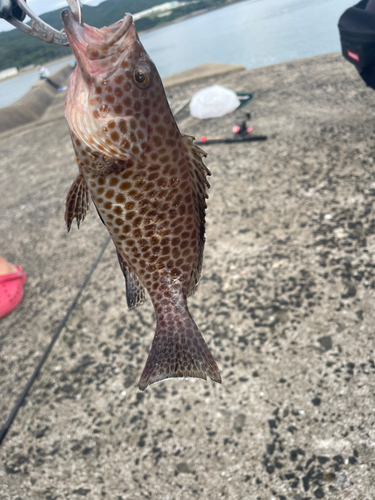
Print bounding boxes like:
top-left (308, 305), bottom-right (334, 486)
top-left (0, 0), bottom-right (355, 109)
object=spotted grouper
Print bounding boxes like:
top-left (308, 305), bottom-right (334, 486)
top-left (62, 10), bottom-right (221, 391)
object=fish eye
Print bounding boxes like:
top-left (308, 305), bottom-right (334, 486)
top-left (132, 66), bottom-right (151, 89)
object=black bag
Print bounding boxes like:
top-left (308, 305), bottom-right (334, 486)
top-left (338, 0), bottom-right (375, 71)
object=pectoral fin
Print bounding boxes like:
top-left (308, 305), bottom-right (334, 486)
top-left (116, 251), bottom-right (146, 310)
top-left (65, 173), bottom-right (90, 232)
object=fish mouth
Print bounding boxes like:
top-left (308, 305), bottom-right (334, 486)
top-left (62, 10), bottom-right (134, 77)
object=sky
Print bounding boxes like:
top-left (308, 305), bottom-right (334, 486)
top-left (0, 0), bottom-right (106, 32)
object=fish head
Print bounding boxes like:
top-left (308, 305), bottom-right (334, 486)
top-left (62, 10), bottom-right (170, 161)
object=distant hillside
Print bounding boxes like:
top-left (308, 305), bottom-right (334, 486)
top-left (0, 0), bottom-right (231, 72)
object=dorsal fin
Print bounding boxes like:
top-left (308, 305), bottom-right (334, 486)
top-left (116, 251), bottom-right (146, 310)
top-left (65, 173), bottom-right (90, 232)
top-left (181, 135), bottom-right (210, 297)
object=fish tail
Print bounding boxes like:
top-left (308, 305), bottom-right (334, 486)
top-left (138, 309), bottom-right (221, 391)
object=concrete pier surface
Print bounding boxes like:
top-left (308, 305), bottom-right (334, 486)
top-left (1, 53), bottom-right (375, 499)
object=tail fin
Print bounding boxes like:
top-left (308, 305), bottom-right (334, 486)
top-left (138, 312), bottom-right (221, 391)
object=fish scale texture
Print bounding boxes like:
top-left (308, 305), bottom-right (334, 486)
top-left (63, 13), bottom-right (220, 388)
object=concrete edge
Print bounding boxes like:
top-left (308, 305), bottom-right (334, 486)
top-left (0, 64), bottom-right (73, 134)
top-left (162, 62), bottom-right (247, 89)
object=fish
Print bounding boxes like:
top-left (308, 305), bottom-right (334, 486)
top-left (62, 10), bottom-right (221, 391)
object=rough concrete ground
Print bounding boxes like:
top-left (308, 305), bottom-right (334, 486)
top-left (1, 52), bottom-right (375, 499)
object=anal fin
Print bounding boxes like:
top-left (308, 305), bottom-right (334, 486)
top-left (65, 173), bottom-right (90, 232)
top-left (116, 251), bottom-right (146, 310)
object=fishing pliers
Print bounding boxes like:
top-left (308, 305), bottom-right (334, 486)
top-left (0, 0), bottom-right (83, 45)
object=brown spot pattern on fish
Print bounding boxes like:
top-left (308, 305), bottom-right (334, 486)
top-left (62, 11), bottom-right (221, 390)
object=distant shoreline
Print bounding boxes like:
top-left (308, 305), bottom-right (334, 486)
top-left (139, 0), bottom-right (247, 35)
top-left (0, 54), bottom-right (75, 82)
top-left (0, 0), bottom-right (244, 81)
top-left (14, 1), bottom-right (244, 75)
top-left (139, 7), bottom-right (212, 35)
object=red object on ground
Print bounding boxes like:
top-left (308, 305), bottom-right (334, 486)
top-left (347, 50), bottom-right (360, 62)
top-left (247, 126), bottom-right (253, 133)
top-left (232, 125), bottom-right (241, 134)
top-left (0, 266), bottom-right (27, 319)
top-left (200, 136), bottom-right (208, 142)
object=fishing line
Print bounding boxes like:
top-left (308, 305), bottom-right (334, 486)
top-left (0, 235), bottom-right (111, 446)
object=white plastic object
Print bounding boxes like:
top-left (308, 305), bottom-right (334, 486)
top-left (189, 85), bottom-right (240, 119)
